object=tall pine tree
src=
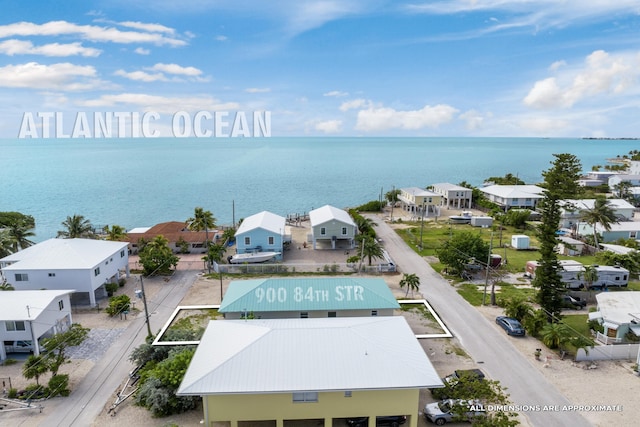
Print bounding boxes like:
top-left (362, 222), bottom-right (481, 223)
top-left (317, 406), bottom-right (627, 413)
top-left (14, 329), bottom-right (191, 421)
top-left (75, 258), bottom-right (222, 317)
top-left (533, 153), bottom-right (582, 322)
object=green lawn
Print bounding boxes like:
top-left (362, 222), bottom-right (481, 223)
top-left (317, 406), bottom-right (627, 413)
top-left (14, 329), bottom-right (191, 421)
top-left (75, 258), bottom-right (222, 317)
top-left (561, 313), bottom-right (591, 337)
top-left (457, 282), bottom-right (538, 307)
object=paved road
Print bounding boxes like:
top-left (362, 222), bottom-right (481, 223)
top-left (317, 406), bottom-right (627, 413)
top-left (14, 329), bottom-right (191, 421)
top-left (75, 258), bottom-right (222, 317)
top-left (368, 215), bottom-right (590, 427)
top-left (44, 270), bottom-right (199, 427)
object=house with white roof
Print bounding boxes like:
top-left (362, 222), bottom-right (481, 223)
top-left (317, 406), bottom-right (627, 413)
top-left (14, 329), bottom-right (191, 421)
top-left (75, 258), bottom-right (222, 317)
top-left (0, 238), bottom-right (130, 307)
top-left (234, 211), bottom-right (288, 260)
top-left (177, 316), bottom-right (442, 427)
top-left (397, 187), bottom-right (441, 216)
top-left (429, 183), bottom-right (473, 209)
top-left (219, 277), bottom-right (400, 319)
top-left (577, 221), bottom-right (640, 243)
top-left (591, 292), bottom-right (640, 344)
top-left (478, 184), bottom-right (545, 212)
top-left (0, 290), bottom-right (73, 360)
top-left (559, 198), bottom-right (635, 229)
top-left (309, 205), bottom-right (356, 250)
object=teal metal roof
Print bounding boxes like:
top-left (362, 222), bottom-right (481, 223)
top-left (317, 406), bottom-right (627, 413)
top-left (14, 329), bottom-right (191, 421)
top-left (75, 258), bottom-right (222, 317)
top-left (219, 277), bottom-right (400, 313)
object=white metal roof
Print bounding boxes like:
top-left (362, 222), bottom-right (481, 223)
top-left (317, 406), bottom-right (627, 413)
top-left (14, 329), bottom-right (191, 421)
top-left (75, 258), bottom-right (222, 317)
top-left (0, 290), bottom-right (73, 320)
top-left (0, 238), bottom-right (129, 270)
top-left (401, 187), bottom-right (439, 197)
top-left (479, 185), bottom-right (545, 199)
top-left (431, 183), bottom-right (470, 192)
top-left (309, 205), bottom-right (356, 227)
top-left (235, 211), bottom-right (286, 235)
top-left (178, 316), bottom-right (442, 395)
top-left (560, 199), bottom-right (635, 211)
top-left (596, 292), bottom-right (640, 325)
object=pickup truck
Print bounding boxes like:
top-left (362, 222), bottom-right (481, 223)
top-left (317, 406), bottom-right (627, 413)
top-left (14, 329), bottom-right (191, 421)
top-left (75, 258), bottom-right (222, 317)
top-left (3, 340), bottom-right (39, 354)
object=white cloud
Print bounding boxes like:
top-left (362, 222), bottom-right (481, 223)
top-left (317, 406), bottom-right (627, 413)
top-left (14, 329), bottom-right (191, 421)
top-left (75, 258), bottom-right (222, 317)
top-left (149, 63), bottom-right (203, 76)
top-left (339, 98), bottom-right (369, 111)
top-left (324, 90), bottom-right (348, 97)
top-left (549, 60), bottom-right (566, 71)
top-left (76, 93), bottom-right (240, 114)
top-left (355, 103), bottom-right (458, 132)
top-left (405, 1), bottom-right (640, 33)
top-left (114, 69), bottom-right (167, 82)
top-left (245, 87), bottom-right (271, 93)
top-left (0, 62), bottom-right (110, 91)
top-left (134, 47), bottom-right (150, 55)
top-left (315, 119), bottom-right (342, 133)
top-left (284, 1), bottom-right (369, 35)
top-left (117, 21), bottom-right (175, 34)
top-left (215, 35), bottom-right (228, 41)
top-left (524, 49), bottom-right (639, 109)
top-left (459, 109), bottom-right (488, 131)
top-left (0, 21), bottom-right (187, 46)
top-left (0, 40), bottom-right (101, 57)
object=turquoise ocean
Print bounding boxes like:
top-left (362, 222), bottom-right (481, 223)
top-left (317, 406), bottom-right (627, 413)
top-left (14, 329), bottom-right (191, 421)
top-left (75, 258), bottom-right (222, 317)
top-left (1, 137), bottom-right (638, 241)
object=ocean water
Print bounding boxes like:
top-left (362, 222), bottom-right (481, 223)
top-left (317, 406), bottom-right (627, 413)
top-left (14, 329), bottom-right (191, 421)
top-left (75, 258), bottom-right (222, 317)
top-left (1, 137), bottom-right (637, 241)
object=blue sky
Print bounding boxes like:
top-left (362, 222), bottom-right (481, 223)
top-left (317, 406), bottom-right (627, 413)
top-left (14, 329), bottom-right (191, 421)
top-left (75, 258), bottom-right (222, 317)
top-left (0, 1), bottom-right (639, 138)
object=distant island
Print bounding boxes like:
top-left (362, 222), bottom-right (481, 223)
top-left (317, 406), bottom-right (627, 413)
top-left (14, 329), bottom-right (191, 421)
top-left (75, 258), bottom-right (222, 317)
top-left (582, 137), bottom-right (640, 140)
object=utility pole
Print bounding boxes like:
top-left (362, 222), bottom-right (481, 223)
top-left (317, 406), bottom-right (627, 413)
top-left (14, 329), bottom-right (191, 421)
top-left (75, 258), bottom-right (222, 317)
top-left (139, 275), bottom-right (152, 338)
top-left (419, 201), bottom-right (426, 250)
top-left (482, 231), bottom-right (494, 306)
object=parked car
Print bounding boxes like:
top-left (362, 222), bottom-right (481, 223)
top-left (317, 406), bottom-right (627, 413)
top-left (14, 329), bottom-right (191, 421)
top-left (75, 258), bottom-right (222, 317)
top-left (430, 369), bottom-right (485, 400)
top-left (346, 415), bottom-right (407, 427)
top-left (561, 295), bottom-right (586, 309)
top-left (3, 340), bottom-right (40, 354)
top-left (496, 316), bottom-right (525, 336)
top-left (424, 399), bottom-right (486, 425)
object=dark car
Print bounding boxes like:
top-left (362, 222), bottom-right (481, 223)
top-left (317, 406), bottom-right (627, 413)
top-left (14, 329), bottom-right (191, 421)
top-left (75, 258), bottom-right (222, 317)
top-left (346, 415), bottom-right (407, 427)
top-left (496, 316), bottom-right (525, 336)
top-left (561, 295), bottom-right (587, 309)
top-left (430, 369), bottom-right (486, 400)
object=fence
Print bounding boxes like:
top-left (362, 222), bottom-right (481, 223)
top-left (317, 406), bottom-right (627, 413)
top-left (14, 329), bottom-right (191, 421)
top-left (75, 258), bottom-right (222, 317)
top-left (575, 343), bottom-right (640, 362)
top-left (215, 262), bottom-right (395, 275)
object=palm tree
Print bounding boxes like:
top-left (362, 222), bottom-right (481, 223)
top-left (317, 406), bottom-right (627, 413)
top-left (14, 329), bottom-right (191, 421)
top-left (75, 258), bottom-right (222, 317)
top-left (540, 322), bottom-right (572, 350)
top-left (354, 215), bottom-right (376, 236)
top-left (103, 224), bottom-right (127, 241)
top-left (57, 215), bottom-right (95, 239)
top-left (579, 265), bottom-right (599, 292)
top-left (578, 197), bottom-right (618, 251)
top-left (6, 220), bottom-right (35, 252)
top-left (186, 207), bottom-right (216, 232)
top-left (399, 273), bottom-right (420, 297)
top-left (0, 229), bottom-right (13, 257)
top-left (22, 354), bottom-right (49, 385)
top-left (357, 235), bottom-right (384, 266)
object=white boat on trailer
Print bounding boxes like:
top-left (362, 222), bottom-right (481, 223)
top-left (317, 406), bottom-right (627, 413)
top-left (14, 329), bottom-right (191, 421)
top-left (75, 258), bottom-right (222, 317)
top-left (229, 251), bottom-right (280, 264)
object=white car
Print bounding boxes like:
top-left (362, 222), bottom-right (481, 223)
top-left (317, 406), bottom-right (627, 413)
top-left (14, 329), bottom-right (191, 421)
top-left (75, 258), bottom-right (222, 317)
top-left (424, 399), bottom-right (486, 425)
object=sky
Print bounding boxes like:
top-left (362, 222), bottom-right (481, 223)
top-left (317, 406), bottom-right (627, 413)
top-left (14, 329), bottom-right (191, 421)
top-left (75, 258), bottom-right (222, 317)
top-left (0, 0), bottom-right (639, 138)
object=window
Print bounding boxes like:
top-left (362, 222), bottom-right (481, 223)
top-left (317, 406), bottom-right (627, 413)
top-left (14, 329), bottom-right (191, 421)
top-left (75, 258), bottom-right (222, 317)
top-left (48, 273), bottom-right (56, 277)
top-left (58, 300), bottom-right (64, 310)
top-left (300, 312), bottom-right (309, 318)
top-left (341, 227), bottom-right (347, 235)
top-left (371, 310), bottom-right (378, 316)
top-left (121, 250), bottom-right (125, 257)
top-left (5, 321), bottom-right (26, 331)
top-left (15, 273), bottom-right (28, 281)
top-left (344, 391), bottom-right (352, 397)
top-left (244, 236), bottom-right (251, 245)
top-left (320, 227), bottom-right (326, 235)
top-left (94, 267), bottom-right (100, 276)
top-left (328, 311), bottom-right (337, 318)
top-left (293, 392), bottom-right (318, 402)
top-left (268, 236), bottom-right (275, 245)
top-left (631, 231), bottom-right (637, 239)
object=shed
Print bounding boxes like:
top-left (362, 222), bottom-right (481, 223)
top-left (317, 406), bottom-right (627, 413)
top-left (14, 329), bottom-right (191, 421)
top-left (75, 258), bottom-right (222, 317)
top-left (511, 235), bottom-right (530, 250)
top-left (470, 216), bottom-right (493, 227)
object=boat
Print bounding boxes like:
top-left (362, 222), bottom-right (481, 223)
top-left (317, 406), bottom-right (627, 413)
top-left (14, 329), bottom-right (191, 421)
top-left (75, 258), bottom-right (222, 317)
top-left (449, 211), bottom-right (473, 224)
top-left (228, 251), bottom-right (280, 264)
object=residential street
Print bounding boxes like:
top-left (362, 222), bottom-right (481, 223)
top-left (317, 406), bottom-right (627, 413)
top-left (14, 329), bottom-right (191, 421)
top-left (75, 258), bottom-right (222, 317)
top-left (366, 214), bottom-right (591, 427)
top-left (43, 270), bottom-right (199, 427)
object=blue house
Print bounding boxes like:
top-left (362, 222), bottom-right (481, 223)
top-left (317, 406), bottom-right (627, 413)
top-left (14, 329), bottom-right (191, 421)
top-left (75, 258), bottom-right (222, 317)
top-left (234, 211), bottom-right (287, 260)
top-left (219, 277), bottom-right (400, 319)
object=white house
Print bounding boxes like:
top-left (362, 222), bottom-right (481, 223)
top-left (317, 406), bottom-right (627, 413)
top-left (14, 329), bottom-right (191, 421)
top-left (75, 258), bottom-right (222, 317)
top-left (1, 290), bottom-right (73, 360)
top-left (429, 183), bottom-right (473, 209)
top-left (309, 205), bottom-right (357, 250)
top-left (591, 292), bottom-right (640, 344)
top-left (0, 238), bottom-right (130, 307)
top-left (234, 211), bottom-right (288, 260)
top-left (559, 198), bottom-right (636, 229)
top-left (478, 185), bottom-right (545, 211)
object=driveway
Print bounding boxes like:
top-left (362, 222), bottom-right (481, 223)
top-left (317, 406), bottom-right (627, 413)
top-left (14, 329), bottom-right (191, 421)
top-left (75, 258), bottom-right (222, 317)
top-left (366, 214), bottom-right (590, 427)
